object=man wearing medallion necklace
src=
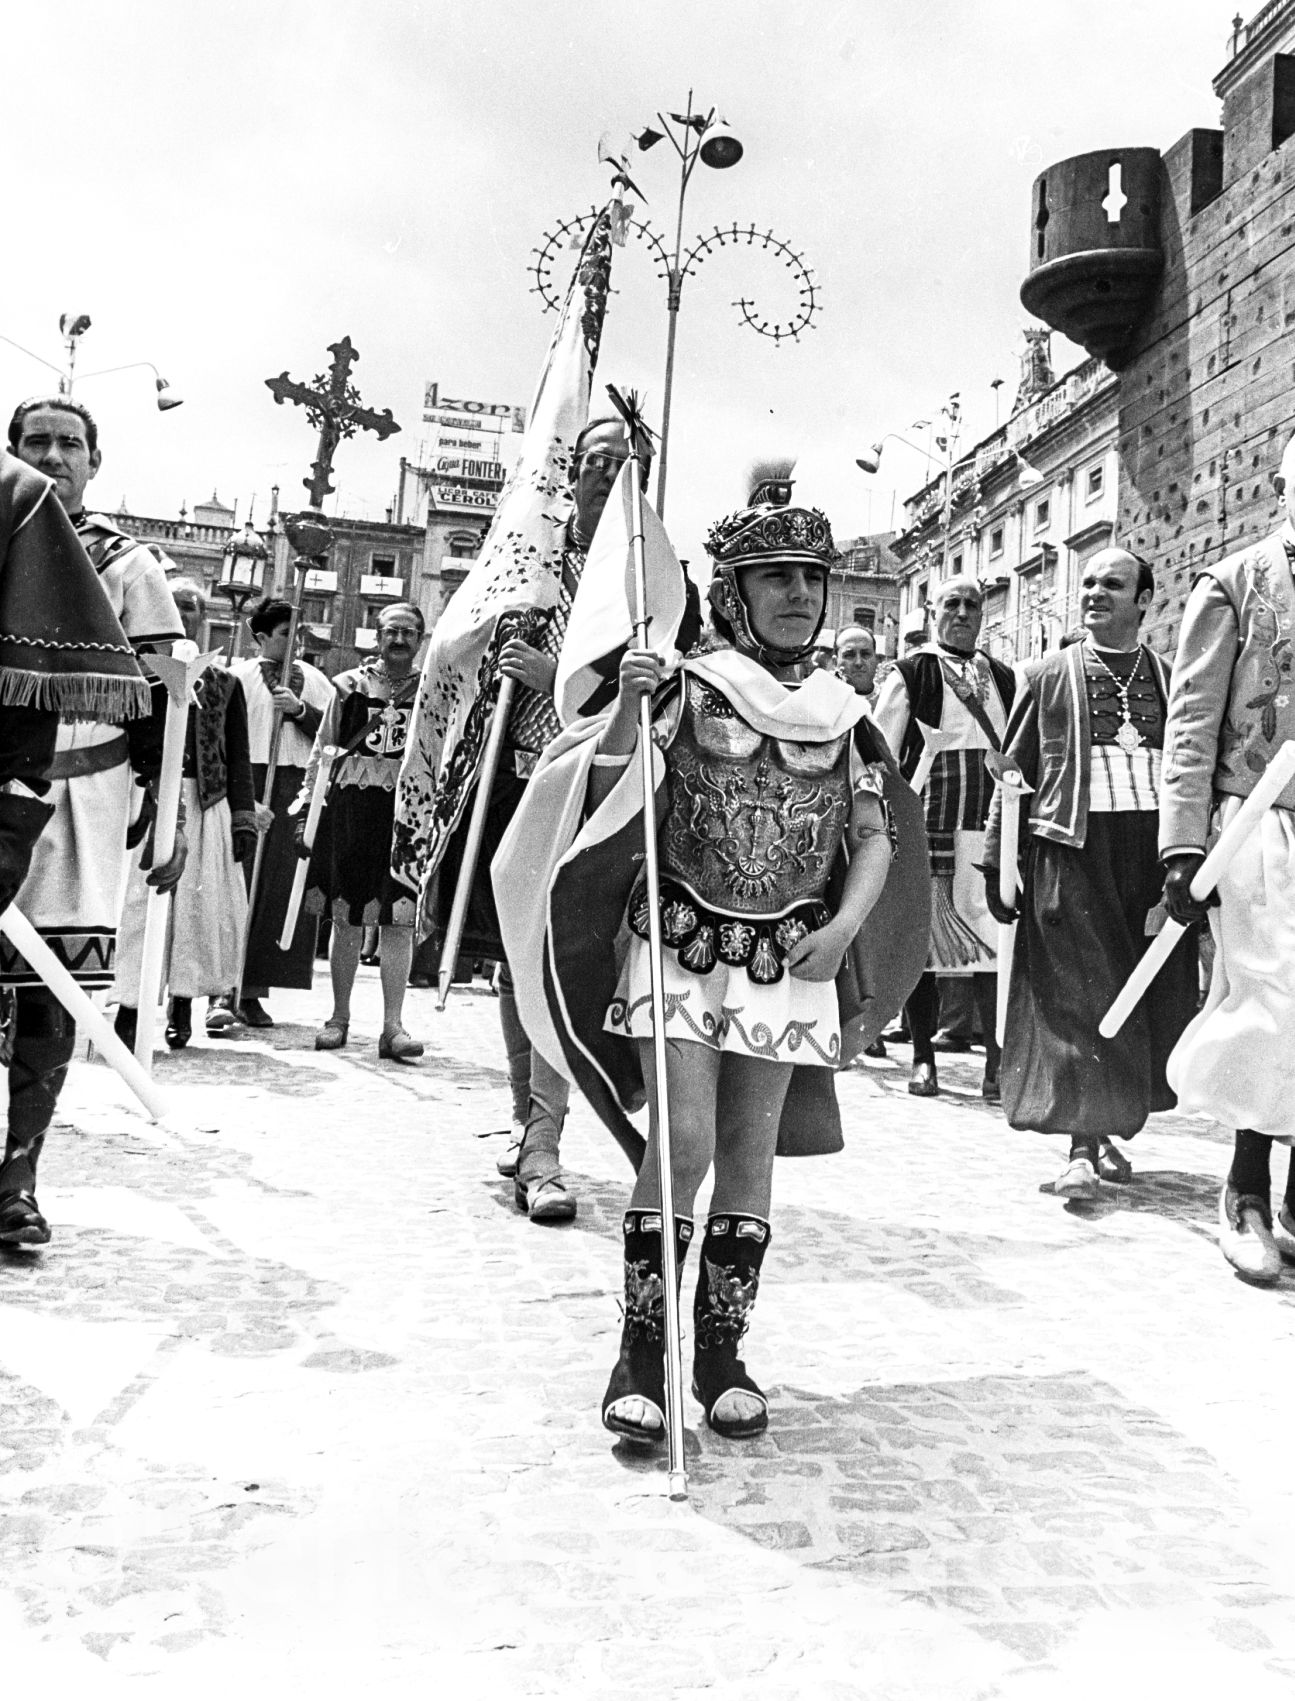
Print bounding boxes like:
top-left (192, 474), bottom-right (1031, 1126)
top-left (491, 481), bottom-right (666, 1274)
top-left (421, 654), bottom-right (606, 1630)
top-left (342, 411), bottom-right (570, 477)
top-left (984, 548), bottom-right (1197, 1201)
top-left (873, 577), bottom-right (1015, 1100)
top-left (1159, 433), bottom-right (1295, 1284)
top-left (302, 603), bottom-right (425, 1062)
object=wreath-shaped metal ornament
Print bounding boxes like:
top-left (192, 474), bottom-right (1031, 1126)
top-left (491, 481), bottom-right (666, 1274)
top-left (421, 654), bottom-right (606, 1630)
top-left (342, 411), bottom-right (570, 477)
top-left (530, 209), bottom-right (820, 345)
top-left (530, 206), bottom-right (669, 308)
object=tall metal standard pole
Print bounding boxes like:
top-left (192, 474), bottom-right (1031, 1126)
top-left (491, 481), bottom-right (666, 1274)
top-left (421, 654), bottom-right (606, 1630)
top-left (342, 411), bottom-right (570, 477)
top-left (609, 386), bottom-right (688, 1501)
top-left (653, 91), bottom-right (709, 523)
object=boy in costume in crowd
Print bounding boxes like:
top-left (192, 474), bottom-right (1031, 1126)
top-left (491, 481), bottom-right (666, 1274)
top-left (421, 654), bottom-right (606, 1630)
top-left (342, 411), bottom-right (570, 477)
top-left (495, 467), bottom-right (929, 1444)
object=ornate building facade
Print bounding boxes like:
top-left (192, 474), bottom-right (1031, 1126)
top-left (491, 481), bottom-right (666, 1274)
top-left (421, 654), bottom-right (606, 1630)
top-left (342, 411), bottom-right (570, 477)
top-left (1020, 0), bottom-right (1295, 655)
top-left (890, 345), bottom-right (1119, 663)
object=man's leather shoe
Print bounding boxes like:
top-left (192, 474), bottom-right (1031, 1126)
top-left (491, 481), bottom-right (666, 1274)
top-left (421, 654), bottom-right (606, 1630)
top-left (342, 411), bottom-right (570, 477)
top-left (908, 1060), bottom-right (938, 1097)
top-left (165, 997), bottom-right (192, 1050)
top-left (932, 1029), bottom-right (973, 1053)
top-left (113, 1005), bottom-right (137, 1051)
top-left (0, 1189), bottom-right (50, 1246)
top-left (239, 998), bottom-right (275, 1029)
top-left (1219, 1185), bottom-right (1282, 1286)
top-left (981, 1069), bottom-right (1001, 1103)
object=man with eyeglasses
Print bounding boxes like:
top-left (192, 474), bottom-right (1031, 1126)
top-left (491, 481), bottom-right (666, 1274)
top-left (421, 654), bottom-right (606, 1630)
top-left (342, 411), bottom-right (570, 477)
top-left (434, 416), bottom-right (650, 1222)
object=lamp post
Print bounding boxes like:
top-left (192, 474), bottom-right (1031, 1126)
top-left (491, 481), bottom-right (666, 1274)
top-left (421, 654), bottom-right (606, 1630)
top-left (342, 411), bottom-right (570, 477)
top-left (217, 514), bottom-right (269, 659)
top-left (0, 317), bottom-right (182, 410)
top-left (531, 99), bottom-right (819, 519)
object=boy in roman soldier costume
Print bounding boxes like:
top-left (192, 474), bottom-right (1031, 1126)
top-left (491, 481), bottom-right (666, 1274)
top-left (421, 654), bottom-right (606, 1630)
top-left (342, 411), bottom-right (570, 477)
top-left (495, 468), bottom-right (928, 1445)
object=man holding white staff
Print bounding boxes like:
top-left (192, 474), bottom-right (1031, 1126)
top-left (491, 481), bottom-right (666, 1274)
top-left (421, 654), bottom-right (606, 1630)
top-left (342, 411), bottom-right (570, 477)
top-left (222, 596), bottom-right (332, 1032)
top-left (873, 577), bottom-right (1015, 1100)
top-left (0, 406), bottom-right (180, 1247)
top-left (112, 581), bottom-right (257, 1050)
top-left (983, 548), bottom-right (1197, 1201)
top-left (1160, 433), bottom-right (1295, 1284)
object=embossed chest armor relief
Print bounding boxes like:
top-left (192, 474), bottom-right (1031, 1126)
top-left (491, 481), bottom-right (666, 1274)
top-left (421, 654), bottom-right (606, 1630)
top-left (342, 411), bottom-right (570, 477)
top-left (629, 676), bottom-right (852, 985)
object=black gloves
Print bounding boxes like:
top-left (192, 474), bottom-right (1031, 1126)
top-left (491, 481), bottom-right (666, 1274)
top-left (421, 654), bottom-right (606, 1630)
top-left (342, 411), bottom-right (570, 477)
top-left (980, 864), bottom-right (1019, 926)
top-left (1161, 851), bottom-right (1216, 926)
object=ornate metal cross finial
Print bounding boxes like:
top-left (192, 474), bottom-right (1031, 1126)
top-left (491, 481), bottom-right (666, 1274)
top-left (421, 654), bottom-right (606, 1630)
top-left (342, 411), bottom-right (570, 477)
top-left (265, 336), bottom-right (401, 508)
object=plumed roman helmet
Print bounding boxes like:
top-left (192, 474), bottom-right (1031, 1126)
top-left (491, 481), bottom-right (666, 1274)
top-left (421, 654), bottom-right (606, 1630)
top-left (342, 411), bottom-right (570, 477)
top-left (705, 458), bottom-right (839, 666)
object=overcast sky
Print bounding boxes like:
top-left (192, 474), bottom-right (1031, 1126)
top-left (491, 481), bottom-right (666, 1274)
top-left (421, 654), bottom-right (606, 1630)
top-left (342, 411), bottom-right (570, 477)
top-left (5, 0), bottom-right (1240, 566)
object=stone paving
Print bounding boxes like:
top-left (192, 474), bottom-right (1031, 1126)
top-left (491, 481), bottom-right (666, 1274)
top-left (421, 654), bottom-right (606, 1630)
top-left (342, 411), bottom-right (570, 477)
top-left (1, 972), bottom-right (1294, 1696)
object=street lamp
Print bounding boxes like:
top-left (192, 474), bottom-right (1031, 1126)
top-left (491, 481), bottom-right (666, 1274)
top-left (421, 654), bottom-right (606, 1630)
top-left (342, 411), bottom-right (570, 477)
top-left (0, 317), bottom-right (182, 410)
top-left (217, 513), bottom-right (269, 657)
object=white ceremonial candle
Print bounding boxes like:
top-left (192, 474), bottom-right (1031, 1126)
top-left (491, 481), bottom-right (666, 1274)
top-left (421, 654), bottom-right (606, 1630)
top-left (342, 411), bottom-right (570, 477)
top-left (0, 904), bottom-right (168, 1121)
top-left (995, 771), bottom-right (1027, 1048)
top-left (1100, 738), bottom-right (1295, 1039)
top-left (278, 749), bottom-right (337, 951)
top-left (134, 685), bottom-right (190, 1067)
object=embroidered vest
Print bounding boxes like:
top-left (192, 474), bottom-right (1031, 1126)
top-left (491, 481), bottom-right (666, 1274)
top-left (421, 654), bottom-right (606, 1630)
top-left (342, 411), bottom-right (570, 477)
top-left (1196, 536), bottom-right (1295, 794)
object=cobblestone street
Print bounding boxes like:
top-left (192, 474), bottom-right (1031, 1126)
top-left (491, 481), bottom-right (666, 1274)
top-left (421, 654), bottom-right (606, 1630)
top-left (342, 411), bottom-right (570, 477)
top-left (3, 968), bottom-right (1295, 1698)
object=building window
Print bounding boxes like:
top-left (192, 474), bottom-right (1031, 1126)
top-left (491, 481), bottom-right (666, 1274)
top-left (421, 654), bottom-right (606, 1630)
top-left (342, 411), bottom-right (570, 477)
top-left (1033, 498), bottom-right (1051, 532)
top-left (990, 526), bottom-right (1005, 558)
top-left (370, 552), bottom-right (397, 574)
top-left (852, 606), bottom-right (876, 629)
top-left (300, 596), bottom-right (331, 624)
top-left (447, 533), bottom-right (478, 558)
top-left (951, 553), bottom-right (963, 577)
top-left (1086, 464), bottom-right (1104, 501)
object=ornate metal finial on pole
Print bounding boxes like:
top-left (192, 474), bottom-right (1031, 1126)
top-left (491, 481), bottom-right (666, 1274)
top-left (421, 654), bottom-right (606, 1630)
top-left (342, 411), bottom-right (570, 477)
top-left (530, 99), bottom-right (819, 519)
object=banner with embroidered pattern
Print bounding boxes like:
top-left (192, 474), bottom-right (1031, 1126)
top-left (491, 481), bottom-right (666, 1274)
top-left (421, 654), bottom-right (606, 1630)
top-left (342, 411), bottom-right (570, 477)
top-left (391, 206), bottom-right (615, 916)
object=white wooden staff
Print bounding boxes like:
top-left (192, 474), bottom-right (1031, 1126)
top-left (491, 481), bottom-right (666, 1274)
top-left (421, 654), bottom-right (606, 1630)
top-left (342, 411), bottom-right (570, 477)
top-left (908, 720), bottom-right (961, 796)
top-left (988, 760), bottom-right (1032, 1047)
top-left (435, 674), bottom-right (517, 1010)
top-left (607, 383), bottom-right (687, 1502)
top-left (0, 904), bottom-right (167, 1121)
top-left (234, 566), bottom-right (310, 1009)
top-left (1100, 738), bottom-right (1295, 1039)
top-left (133, 650), bottom-right (220, 1066)
top-left (278, 746), bottom-right (338, 951)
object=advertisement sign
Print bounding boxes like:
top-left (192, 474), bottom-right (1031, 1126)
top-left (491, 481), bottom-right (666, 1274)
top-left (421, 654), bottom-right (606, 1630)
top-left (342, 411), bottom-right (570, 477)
top-left (427, 482), bottom-right (499, 511)
top-left (423, 382), bottom-right (525, 433)
top-left (433, 455), bottom-right (506, 485)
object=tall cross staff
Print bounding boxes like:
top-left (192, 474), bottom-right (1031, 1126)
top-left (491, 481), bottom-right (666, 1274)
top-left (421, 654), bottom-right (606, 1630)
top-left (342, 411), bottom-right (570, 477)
top-left (606, 382), bottom-right (688, 1503)
top-left (235, 338), bottom-right (400, 1001)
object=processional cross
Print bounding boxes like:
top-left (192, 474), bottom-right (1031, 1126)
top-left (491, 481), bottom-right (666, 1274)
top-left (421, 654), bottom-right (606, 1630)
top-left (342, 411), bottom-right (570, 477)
top-left (235, 338), bottom-right (402, 1008)
top-left (265, 335), bottom-right (401, 507)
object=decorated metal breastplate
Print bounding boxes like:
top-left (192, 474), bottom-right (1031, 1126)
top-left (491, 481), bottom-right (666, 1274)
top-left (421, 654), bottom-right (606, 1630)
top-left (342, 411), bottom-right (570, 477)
top-left (629, 676), bottom-right (852, 985)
